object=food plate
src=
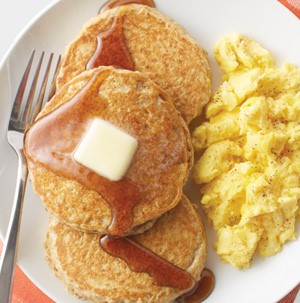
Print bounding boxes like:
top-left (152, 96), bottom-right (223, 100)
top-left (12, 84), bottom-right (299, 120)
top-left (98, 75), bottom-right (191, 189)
top-left (0, 0), bottom-right (299, 302)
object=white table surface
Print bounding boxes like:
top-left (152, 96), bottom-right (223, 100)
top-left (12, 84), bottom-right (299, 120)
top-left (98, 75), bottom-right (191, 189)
top-left (0, 0), bottom-right (54, 63)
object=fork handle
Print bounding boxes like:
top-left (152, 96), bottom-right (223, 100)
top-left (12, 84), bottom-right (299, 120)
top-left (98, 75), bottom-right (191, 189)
top-left (0, 150), bottom-right (28, 303)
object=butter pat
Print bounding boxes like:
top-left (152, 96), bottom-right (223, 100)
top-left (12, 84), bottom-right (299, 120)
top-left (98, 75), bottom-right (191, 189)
top-left (74, 118), bottom-right (138, 181)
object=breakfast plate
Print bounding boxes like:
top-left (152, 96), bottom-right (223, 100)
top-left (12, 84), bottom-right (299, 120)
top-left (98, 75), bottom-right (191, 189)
top-left (0, 0), bottom-right (300, 302)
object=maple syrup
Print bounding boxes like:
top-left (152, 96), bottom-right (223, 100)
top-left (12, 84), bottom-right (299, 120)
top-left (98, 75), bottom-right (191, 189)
top-left (177, 269), bottom-right (215, 303)
top-left (86, 14), bottom-right (134, 71)
top-left (87, 0), bottom-right (156, 70)
top-left (100, 235), bottom-right (215, 302)
top-left (100, 235), bottom-right (195, 290)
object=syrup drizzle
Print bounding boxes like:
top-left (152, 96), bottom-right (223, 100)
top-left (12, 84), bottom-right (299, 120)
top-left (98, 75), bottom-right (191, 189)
top-left (24, 70), bottom-right (140, 236)
top-left (100, 235), bottom-right (195, 291)
top-left (99, 0), bottom-right (155, 14)
top-left (87, 0), bottom-right (156, 71)
top-left (176, 269), bottom-right (215, 303)
top-left (101, 235), bottom-right (215, 302)
top-left (86, 14), bottom-right (134, 71)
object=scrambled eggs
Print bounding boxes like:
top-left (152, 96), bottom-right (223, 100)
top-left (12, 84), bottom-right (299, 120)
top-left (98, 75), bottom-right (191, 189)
top-left (193, 33), bottom-right (300, 269)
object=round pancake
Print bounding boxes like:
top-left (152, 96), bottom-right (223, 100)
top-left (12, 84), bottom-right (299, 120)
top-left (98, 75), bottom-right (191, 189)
top-left (56, 4), bottom-right (211, 123)
top-left (44, 194), bottom-right (206, 303)
top-left (25, 66), bottom-right (191, 235)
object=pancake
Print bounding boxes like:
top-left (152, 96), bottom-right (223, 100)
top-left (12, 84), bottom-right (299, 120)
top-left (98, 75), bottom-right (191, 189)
top-left (25, 66), bottom-right (191, 236)
top-left (56, 4), bottom-right (211, 123)
top-left (44, 194), bottom-right (206, 303)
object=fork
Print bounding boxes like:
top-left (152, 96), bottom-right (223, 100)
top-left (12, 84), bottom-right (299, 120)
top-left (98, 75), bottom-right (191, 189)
top-left (0, 50), bottom-right (60, 303)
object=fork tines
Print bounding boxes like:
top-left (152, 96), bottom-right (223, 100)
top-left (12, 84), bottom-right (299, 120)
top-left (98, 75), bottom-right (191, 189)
top-left (9, 50), bottom-right (61, 131)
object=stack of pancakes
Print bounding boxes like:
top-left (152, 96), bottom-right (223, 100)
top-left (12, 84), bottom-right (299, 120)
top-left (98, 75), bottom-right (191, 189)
top-left (24, 2), bottom-right (212, 302)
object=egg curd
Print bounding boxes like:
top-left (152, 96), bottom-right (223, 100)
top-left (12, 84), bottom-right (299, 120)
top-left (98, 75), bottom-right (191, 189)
top-left (193, 33), bottom-right (300, 269)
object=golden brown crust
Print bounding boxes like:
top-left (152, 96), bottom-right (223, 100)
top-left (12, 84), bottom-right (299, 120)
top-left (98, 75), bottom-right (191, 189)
top-left (27, 66), bottom-right (190, 235)
top-left (56, 5), bottom-right (211, 123)
top-left (44, 195), bottom-right (206, 303)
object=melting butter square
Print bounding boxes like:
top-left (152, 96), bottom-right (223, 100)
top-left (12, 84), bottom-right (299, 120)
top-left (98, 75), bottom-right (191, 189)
top-left (74, 118), bottom-right (138, 181)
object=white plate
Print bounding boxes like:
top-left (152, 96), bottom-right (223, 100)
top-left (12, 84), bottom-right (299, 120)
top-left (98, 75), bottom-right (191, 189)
top-left (0, 1), bottom-right (299, 302)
